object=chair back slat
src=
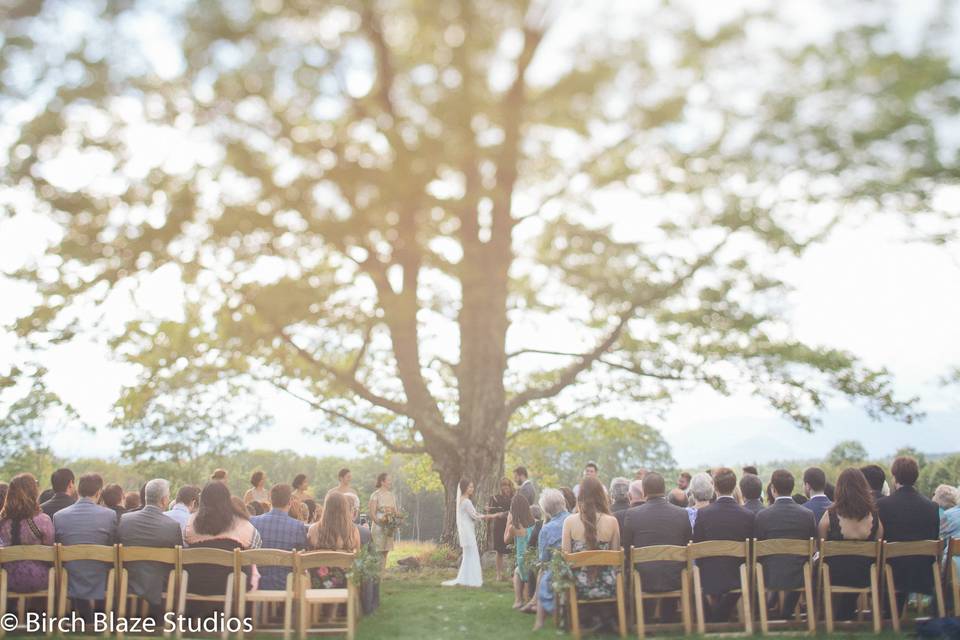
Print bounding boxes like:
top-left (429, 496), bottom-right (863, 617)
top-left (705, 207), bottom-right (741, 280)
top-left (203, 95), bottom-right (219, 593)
top-left (59, 543), bottom-right (117, 563)
top-left (754, 538), bottom-right (814, 558)
top-left (180, 547), bottom-right (236, 568)
top-left (882, 540), bottom-right (941, 559)
top-left (119, 545), bottom-right (178, 564)
top-left (297, 551), bottom-right (354, 570)
top-left (949, 538), bottom-right (960, 565)
top-left (631, 545), bottom-right (687, 563)
top-left (563, 549), bottom-right (623, 568)
top-left (0, 544), bottom-right (57, 563)
top-left (238, 549), bottom-right (296, 568)
top-left (820, 539), bottom-right (880, 559)
top-left (688, 540), bottom-right (748, 560)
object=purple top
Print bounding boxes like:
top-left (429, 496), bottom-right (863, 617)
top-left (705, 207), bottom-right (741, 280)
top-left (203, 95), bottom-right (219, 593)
top-left (0, 514), bottom-right (55, 592)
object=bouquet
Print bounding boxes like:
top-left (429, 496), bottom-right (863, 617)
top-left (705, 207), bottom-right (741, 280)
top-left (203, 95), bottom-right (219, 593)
top-left (380, 509), bottom-right (406, 536)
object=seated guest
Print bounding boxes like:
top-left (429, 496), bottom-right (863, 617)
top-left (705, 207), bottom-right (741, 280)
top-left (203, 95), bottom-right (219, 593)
top-left (740, 474), bottom-right (764, 514)
top-left (40, 468), bottom-right (76, 518)
top-left (504, 494), bottom-right (535, 608)
top-left (124, 491), bottom-right (142, 512)
top-left (939, 487), bottom-right (960, 575)
top-left (677, 472), bottom-right (691, 492)
top-left (0, 473), bottom-right (55, 593)
top-left (307, 492), bottom-right (360, 589)
top-left (878, 456), bottom-right (939, 607)
top-left (824, 482), bottom-right (836, 502)
top-left (250, 484), bottom-right (308, 591)
top-left (184, 482), bottom-right (261, 599)
top-left (792, 493), bottom-right (808, 505)
top-left (859, 464), bottom-right (886, 503)
top-left (0, 482), bottom-right (7, 512)
top-left (609, 477), bottom-right (631, 513)
top-left (117, 479), bottom-right (183, 619)
top-left (622, 472), bottom-right (692, 622)
top-left (244, 470), bottom-right (269, 506)
top-left (692, 467), bottom-right (755, 622)
top-left (39, 488), bottom-right (55, 504)
top-left (801, 467), bottom-right (832, 524)
top-left (560, 487), bottom-right (577, 513)
top-left (288, 496), bottom-right (309, 522)
top-left (165, 485), bottom-right (200, 531)
top-left (687, 472), bottom-right (714, 529)
top-left (742, 465), bottom-right (759, 477)
top-left (933, 484), bottom-right (959, 517)
top-left (211, 469), bottom-right (228, 483)
top-left (100, 483), bottom-right (126, 520)
top-left (304, 499), bottom-right (320, 524)
top-left (667, 488), bottom-right (687, 508)
top-left (246, 502), bottom-right (263, 517)
top-left (615, 480), bottom-right (645, 531)
top-left (765, 482), bottom-right (775, 506)
top-left (53, 473), bottom-right (117, 621)
top-left (755, 469), bottom-right (816, 619)
top-left (534, 489), bottom-right (571, 631)
top-left (818, 468), bottom-right (882, 620)
top-left (562, 477), bottom-right (621, 632)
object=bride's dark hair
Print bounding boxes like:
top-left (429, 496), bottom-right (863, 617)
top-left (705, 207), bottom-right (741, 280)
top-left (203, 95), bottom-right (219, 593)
top-left (458, 478), bottom-right (471, 495)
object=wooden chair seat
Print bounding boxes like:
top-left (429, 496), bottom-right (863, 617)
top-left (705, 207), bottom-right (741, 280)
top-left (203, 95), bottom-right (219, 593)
top-left (303, 588), bottom-right (350, 603)
top-left (630, 545), bottom-right (692, 637)
top-left (0, 544), bottom-right (57, 638)
top-left (238, 549), bottom-right (297, 640)
top-left (56, 543), bottom-right (118, 636)
top-left (563, 549), bottom-right (627, 639)
top-left (117, 545), bottom-right (179, 639)
top-left (687, 540), bottom-right (752, 635)
top-left (753, 538), bottom-right (816, 635)
top-left (178, 547), bottom-right (238, 640)
top-left (818, 539), bottom-right (881, 634)
top-left (296, 551), bottom-right (356, 640)
top-left (882, 540), bottom-right (945, 632)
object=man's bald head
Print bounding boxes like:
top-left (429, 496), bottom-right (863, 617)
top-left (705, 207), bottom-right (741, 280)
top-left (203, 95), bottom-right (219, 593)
top-left (668, 488), bottom-right (688, 508)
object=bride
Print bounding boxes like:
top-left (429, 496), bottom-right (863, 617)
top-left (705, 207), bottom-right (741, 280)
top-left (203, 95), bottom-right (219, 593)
top-left (442, 479), bottom-right (497, 587)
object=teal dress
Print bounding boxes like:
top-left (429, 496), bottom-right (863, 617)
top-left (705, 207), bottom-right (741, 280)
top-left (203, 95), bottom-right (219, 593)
top-left (514, 527), bottom-right (532, 582)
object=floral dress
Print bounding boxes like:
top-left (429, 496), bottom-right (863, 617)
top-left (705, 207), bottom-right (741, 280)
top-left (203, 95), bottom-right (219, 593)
top-left (571, 539), bottom-right (617, 600)
top-left (514, 527), bottom-right (532, 582)
top-left (0, 515), bottom-right (55, 592)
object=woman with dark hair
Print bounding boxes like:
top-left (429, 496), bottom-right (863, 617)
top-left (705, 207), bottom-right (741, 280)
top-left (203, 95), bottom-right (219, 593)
top-left (100, 483), bottom-right (125, 520)
top-left (292, 473), bottom-right (310, 501)
top-left (0, 482), bottom-right (8, 512)
top-left (307, 492), bottom-right (360, 589)
top-left (368, 472), bottom-right (398, 569)
top-left (243, 470), bottom-right (269, 505)
top-left (817, 468), bottom-right (883, 620)
top-left (504, 494), bottom-right (535, 608)
top-left (560, 487), bottom-right (577, 513)
top-left (487, 477), bottom-right (515, 581)
top-left (0, 473), bottom-right (55, 593)
top-left (442, 479), bottom-right (498, 587)
top-left (184, 482), bottom-right (261, 599)
top-left (304, 498), bottom-right (320, 524)
top-left (561, 476), bottom-right (621, 602)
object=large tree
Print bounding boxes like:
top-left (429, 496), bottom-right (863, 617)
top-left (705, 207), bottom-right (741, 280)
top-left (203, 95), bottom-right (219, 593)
top-left (2, 0), bottom-right (955, 540)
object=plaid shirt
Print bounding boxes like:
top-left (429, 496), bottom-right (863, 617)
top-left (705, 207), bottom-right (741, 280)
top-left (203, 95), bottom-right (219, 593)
top-left (250, 509), bottom-right (308, 590)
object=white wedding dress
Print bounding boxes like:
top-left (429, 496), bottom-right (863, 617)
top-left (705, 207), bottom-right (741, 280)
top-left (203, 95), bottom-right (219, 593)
top-left (442, 496), bottom-right (483, 587)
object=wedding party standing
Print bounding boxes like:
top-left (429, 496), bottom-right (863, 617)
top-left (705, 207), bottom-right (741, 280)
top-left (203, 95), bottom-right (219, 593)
top-left (487, 477), bottom-right (514, 581)
top-left (369, 472), bottom-right (398, 569)
top-left (442, 479), bottom-right (498, 588)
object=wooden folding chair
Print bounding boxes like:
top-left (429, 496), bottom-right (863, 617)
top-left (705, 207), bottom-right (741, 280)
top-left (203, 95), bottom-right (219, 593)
top-left (117, 544), bottom-right (180, 638)
top-left (818, 539), bottom-right (882, 634)
top-left (688, 540), bottom-right (752, 635)
top-left (753, 538), bottom-right (816, 635)
top-left (882, 540), bottom-right (945, 632)
top-left (237, 549), bottom-right (296, 640)
top-left (178, 547), bottom-right (237, 640)
top-left (948, 539), bottom-right (960, 617)
top-left (57, 543), bottom-right (118, 634)
top-left (630, 545), bottom-right (691, 637)
top-left (295, 551), bottom-right (356, 640)
top-left (563, 549), bottom-right (627, 639)
top-left (0, 545), bottom-right (57, 637)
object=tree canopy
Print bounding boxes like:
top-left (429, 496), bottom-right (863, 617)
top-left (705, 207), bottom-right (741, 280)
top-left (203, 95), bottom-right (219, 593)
top-left (2, 0), bottom-right (957, 538)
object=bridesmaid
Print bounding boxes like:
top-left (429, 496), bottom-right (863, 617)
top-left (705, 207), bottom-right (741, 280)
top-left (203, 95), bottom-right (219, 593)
top-left (368, 472), bottom-right (398, 569)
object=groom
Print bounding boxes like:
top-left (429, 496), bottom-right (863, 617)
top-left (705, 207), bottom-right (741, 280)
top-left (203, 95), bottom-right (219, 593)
top-left (513, 466), bottom-right (537, 507)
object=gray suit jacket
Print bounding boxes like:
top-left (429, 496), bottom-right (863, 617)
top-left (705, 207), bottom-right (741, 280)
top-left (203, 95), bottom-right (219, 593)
top-left (118, 505), bottom-right (184, 605)
top-left (53, 498), bottom-right (118, 599)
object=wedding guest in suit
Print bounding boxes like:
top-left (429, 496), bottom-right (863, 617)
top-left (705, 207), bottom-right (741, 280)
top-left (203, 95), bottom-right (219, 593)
top-left (0, 473), bottom-right (55, 593)
top-left (740, 474), bottom-right (765, 514)
top-left (250, 483), bottom-right (308, 591)
top-left (859, 464), bottom-right (886, 503)
top-left (124, 491), bottom-right (141, 511)
top-left (622, 472), bottom-right (692, 622)
top-left (818, 468), bottom-right (882, 620)
top-left (514, 466), bottom-right (537, 509)
top-left (100, 483), bottom-right (125, 521)
top-left (40, 468), bottom-right (76, 517)
top-left (693, 467), bottom-right (755, 622)
top-left (754, 469), bottom-right (817, 619)
top-left (53, 473), bottom-right (118, 622)
top-left (165, 485), bottom-right (199, 530)
top-left (117, 478), bottom-right (183, 620)
top-left (244, 470), bottom-right (269, 505)
top-left (801, 467), bottom-right (832, 524)
top-left (878, 456), bottom-right (940, 610)
top-left (667, 488), bottom-right (688, 508)
top-left (615, 480), bottom-right (645, 531)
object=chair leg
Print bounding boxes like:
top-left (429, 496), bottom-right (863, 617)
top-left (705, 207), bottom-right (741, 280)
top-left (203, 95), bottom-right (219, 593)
top-left (117, 570), bottom-right (128, 640)
top-left (870, 564), bottom-right (881, 634)
top-left (0, 569), bottom-right (8, 639)
top-left (693, 567), bottom-right (705, 635)
top-left (739, 564), bottom-right (752, 635)
top-left (347, 584), bottom-right (356, 640)
top-left (104, 570), bottom-right (115, 637)
top-left (616, 573), bottom-right (626, 638)
top-left (680, 568), bottom-right (692, 636)
top-left (823, 566), bottom-right (835, 634)
top-left (803, 562), bottom-right (816, 635)
top-left (163, 573), bottom-right (175, 639)
top-left (298, 583), bottom-right (307, 640)
top-left (283, 573), bottom-right (294, 640)
top-left (237, 585), bottom-right (247, 640)
top-left (568, 587), bottom-right (581, 640)
top-left (953, 564), bottom-right (959, 616)
top-left (633, 573), bottom-right (644, 640)
top-left (176, 572), bottom-right (188, 640)
top-left (223, 574), bottom-right (234, 640)
top-left (884, 565), bottom-right (898, 632)
top-left (932, 561), bottom-right (945, 619)
top-left (755, 564), bottom-right (768, 635)
top-left (58, 570), bottom-right (68, 619)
